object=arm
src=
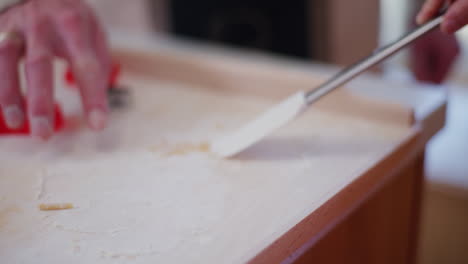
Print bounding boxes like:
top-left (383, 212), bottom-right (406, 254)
top-left (409, 0), bottom-right (460, 84)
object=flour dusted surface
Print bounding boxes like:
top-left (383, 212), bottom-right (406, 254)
top-left (0, 75), bottom-right (410, 263)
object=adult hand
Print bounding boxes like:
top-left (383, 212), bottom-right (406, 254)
top-left (417, 0), bottom-right (468, 33)
top-left (0, 0), bottom-right (111, 140)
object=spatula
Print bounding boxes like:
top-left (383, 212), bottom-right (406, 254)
top-left (211, 13), bottom-right (445, 158)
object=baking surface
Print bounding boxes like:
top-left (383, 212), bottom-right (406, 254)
top-left (0, 67), bottom-right (413, 263)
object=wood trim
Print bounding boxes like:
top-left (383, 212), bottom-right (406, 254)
top-left (249, 128), bottom-right (424, 264)
top-left (407, 152), bottom-right (426, 264)
top-left (290, 150), bottom-right (425, 264)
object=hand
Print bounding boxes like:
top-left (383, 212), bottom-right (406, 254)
top-left (0, 0), bottom-right (111, 140)
top-left (409, 28), bottom-right (460, 84)
top-left (417, 0), bottom-right (468, 33)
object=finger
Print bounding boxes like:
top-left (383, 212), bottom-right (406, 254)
top-left (24, 18), bottom-right (55, 140)
top-left (54, 8), bottom-right (93, 63)
top-left (0, 32), bottom-right (25, 129)
top-left (417, 0), bottom-right (446, 24)
top-left (54, 7), bottom-right (108, 130)
top-left (442, 0), bottom-right (468, 33)
top-left (89, 11), bottom-right (111, 77)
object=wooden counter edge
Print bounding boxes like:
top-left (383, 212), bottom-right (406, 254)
top-left (249, 95), bottom-right (446, 263)
top-left (248, 127), bottom-right (425, 264)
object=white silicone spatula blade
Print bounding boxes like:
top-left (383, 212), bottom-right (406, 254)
top-left (211, 91), bottom-right (307, 158)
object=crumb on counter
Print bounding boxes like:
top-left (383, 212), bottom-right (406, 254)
top-left (164, 142), bottom-right (211, 157)
top-left (39, 203), bottom-right (74, 211)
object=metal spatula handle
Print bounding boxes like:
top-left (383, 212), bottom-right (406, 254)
top-left (305, 14), bottom-right (444, 105)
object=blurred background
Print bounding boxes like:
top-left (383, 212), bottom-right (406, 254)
top-left (87, 0), bottom-right (468, 263)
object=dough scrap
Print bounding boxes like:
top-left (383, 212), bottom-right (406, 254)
top-left (39, 203), bottom-right (74, 211)
top-left (164, 142), bottom-right (211, 157)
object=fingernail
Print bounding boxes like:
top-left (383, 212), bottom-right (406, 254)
top-left (89, 109), bottom-right (107, 130)
top-left (444, 18), bottom-right (458, 33)
top-left (31, 117), bottom-right (53, 140)
top-left (3, 105), bottom-right (24, 129)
